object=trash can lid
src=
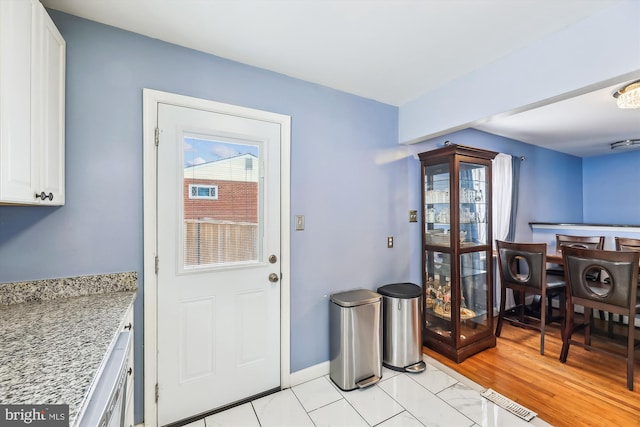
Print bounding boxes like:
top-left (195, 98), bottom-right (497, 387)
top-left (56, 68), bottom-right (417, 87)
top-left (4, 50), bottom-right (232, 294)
top-left (330, 289), bottom-right (381, 307)
top-left (377, 282), bottom-right (421, 299)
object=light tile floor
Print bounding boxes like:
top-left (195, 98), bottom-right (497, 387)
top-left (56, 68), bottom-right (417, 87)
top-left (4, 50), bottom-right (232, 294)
top-left (185, 355), bottom-right (552, 427)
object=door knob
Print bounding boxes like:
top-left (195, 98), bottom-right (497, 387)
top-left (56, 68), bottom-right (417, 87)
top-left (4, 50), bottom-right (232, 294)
top-left (268, 273), bottom-right (279, 283)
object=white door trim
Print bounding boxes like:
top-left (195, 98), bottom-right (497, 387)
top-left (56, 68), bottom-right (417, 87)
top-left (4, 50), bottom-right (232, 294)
top-left (142, 88), bottom-right (291, 426)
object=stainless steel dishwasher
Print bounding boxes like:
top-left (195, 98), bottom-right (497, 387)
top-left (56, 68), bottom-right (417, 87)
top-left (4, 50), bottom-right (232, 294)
top-left (75, 331), bottom-right (131, 427)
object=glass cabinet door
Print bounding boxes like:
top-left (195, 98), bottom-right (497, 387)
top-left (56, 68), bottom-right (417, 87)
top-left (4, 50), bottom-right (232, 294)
top-left (459, 251), bottom-right (490, 340)
top-left (425, 250), bottom-right (491, 343)
top-left (424, 163), bottom-right (451, 247)
top-left (424, 251), bottom-right (452, 340)
top-left (459, 162), bottom-right (489, 247)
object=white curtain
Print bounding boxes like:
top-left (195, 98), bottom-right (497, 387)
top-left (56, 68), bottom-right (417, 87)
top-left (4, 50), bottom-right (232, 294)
top-left (492, 153), bottom-right (514, 310)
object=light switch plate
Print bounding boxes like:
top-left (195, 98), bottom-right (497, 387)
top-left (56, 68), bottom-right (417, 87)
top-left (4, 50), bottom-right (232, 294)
top-left (409, 210), bottom-right (418, 222)
top-left (295, 215), bottom-right (305, 231)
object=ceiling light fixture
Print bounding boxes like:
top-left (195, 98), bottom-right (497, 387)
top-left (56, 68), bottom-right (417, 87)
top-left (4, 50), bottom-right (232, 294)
top-left (610, 139), bottom-right (640, 150)
top-left (613, 80), bottom-right (640, 109)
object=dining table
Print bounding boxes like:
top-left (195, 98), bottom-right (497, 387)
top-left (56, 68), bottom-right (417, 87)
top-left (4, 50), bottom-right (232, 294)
top-left (546, 252), bottom-right (564, 266)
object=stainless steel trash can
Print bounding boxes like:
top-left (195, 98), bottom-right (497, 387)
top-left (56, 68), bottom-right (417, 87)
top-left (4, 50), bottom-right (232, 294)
top-left (377, 283), bottom-right (426, 373)
top-left (329, 289), bottom-right (382, 391)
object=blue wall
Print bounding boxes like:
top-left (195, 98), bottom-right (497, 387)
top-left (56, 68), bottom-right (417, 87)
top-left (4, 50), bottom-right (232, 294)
top-left (405, 130), bottom-right (639, 284)
top-left (0, 11), bottom-right (406, 423)
top-left (582, 150), bottom-right (640, 225)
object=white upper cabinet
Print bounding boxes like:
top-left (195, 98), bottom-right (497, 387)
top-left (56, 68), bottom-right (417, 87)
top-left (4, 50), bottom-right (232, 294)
top-left (0, 0), bottom-right (65, 205)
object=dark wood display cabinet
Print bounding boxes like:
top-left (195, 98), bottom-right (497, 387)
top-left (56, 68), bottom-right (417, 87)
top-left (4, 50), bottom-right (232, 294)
top-left (419, 144), bottom-right (498, 362)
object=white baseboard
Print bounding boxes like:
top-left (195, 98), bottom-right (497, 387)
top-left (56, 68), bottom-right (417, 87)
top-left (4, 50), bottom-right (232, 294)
top-left (289, 361), bottom-right (330, 387)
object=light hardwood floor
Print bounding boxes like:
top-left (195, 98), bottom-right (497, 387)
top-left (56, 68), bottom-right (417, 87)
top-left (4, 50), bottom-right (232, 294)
top-left (423, 320), bottom-right (640, 427)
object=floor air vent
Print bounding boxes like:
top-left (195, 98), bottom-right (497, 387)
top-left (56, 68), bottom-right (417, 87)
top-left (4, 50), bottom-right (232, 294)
top-left (480, 389), bottom-right (537, 422)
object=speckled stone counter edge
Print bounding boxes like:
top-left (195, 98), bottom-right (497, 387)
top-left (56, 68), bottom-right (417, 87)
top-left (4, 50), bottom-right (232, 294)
top-left (0, 272), bottom-right (138, 305)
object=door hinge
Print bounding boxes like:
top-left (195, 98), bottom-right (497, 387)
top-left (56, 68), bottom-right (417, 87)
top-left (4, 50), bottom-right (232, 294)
top-left (155, 255), bottom-right (159, 274)
top-left (155, 383), bottom-right (159, 403)
top-left (155, 127), bottom-right (160, 146)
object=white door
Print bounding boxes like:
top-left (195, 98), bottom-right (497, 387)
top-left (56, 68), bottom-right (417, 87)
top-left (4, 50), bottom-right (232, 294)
top-left (156, 102), bottom-right (281, 425)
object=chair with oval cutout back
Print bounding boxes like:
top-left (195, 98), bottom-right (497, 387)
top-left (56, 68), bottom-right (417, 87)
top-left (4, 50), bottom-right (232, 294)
top-left (495, 240), bottom-right (566, 355)
top-left (616, 236), bottom-right (640, 254)
top-left (560, 246), bottom-right (640, 391)
top-left (609, 237), bottom-right (640, 333)
top-left (547, 235), bottom-right (606, 309)
top-left (546, 234), bottom-right (605, 276)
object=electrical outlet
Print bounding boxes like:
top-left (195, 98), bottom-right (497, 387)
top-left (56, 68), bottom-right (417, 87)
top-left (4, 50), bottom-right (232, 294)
top-left (409, 210), bottom-right (418, 222)
top-left (387, 236), bottom-right (393, 248)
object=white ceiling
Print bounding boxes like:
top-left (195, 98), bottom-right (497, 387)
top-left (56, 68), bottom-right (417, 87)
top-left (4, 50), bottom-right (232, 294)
top-left (42, 0), bottom-right (640, 157)
top-left (474, 78), bottom-right (640, 157)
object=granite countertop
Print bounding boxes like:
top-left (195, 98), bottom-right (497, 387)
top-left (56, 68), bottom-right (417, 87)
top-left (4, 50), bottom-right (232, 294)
top-left (0, 273), bottom-right (136, 425)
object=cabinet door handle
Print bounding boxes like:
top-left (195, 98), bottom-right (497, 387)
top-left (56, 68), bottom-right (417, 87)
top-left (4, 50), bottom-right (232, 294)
top-left (35, 192), bottom-right (54, 201)
top-left (124, 322), bottom-right (132, 330)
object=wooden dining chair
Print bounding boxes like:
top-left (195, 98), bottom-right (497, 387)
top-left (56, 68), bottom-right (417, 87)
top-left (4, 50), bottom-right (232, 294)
top-left (546, 234), bottom-right (605, 276)
top-left (560, 246), bottom-right (640, 390)
top-left (495, 240), bottom-right (566, 355)
top-left (556, 234), bottom-right (605, 250)
top-left (610, 237), bottom-right (640, 332)
top-left (616, 237), bottom-right (640, 253)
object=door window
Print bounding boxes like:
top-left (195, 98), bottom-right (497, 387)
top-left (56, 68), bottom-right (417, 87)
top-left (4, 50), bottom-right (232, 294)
top-left (182, 137), bottom-right (261, 269)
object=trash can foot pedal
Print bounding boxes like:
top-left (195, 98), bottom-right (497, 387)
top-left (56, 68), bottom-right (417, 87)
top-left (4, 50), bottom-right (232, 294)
top-left (404, 360), bottom-right (426, 373)
top-left (356, 375), bottom-right (380, 389)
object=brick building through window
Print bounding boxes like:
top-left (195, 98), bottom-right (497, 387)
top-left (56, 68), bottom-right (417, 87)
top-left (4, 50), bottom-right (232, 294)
top-left (183, 153), bottom-right (259, 266)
